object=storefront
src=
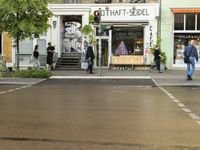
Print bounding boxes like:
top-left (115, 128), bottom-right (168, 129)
top-left (48, 3), bottom-right (159, 68)
top-left (160, 0), bottom-right (200, 69)
top-left (3, 4), bottom-right (158, 68)
top-left (172, 9), bottom-right (200, 66)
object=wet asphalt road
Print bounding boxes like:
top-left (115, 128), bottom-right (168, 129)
top-left (0, 79), bottom-right (200, 150)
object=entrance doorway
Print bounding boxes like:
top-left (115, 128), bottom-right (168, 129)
top-left (61, 15), bottom-right (82, 53)
top-left (96, 39), bottom-right (109, 67)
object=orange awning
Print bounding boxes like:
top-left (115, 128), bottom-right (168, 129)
top-left (171, 8), bottom-right (200, 13)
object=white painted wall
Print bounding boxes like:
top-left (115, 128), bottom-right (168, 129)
top-left (161, 0), bottom-right (200, 68)
top-left (47, 3), bottom-right (158, 65)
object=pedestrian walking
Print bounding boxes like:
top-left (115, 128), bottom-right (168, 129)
top-left (184, 40), bottom-right (198, 80)
top-left (33, 45), bottom-right (40, 69)
top-left (86, 42), bottom-right (95, 74)
top-left (46, 42), bottom-right (55, 70)
top-left (153, 45), bottom-right (163, 73)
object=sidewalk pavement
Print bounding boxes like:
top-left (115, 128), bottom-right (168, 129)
top-left (51, 68), bottom-right (200, 87)
top-left (0, 69), bottom-right (200, 87)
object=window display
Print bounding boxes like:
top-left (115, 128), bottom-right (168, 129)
top-left (112, 27), bottom-right (144, 55)
top-left (174, 33), bottom-right (200, 64)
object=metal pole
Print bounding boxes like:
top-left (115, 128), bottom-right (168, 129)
top-left (159, 0), bottom-right (162, 38)
top-left (98, 8), bottom-right (102, 76)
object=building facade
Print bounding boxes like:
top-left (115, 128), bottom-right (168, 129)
top-left (1, 0), bottom-right (159, 68)
top-left (161, 0), bottom-right (200, 69)
top-left (47, 3), bottom-right (159, 68)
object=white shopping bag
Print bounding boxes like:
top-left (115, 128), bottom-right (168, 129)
top-left (81, 62), bottom-right (88, 70)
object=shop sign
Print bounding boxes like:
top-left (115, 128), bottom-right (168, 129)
top-left (174, 33), bottom-right (200, 39)
top-left (171, 8), bottom-right (200, 14)
top-left (91, 5), bottom-right (158, 22)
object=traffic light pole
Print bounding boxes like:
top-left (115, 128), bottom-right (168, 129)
top-left (98, 8), bottom-right (102, 76)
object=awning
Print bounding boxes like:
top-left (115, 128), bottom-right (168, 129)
top-left (171, 8), bottom-right (200, 13)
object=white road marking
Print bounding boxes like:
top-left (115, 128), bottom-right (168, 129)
top-left (0, 79), bottom-right (46, 95)
top-left (152, 79), bottom-right (200, 127)
top-left (167, 93), bottom-right (172, 96)
top-left (0, 85), bottom-right (30, 95)
top-left (182, 108), bottom-right (192, 113)
top-left (177, 103), bottom-right (185, 108)
top-left (169, 95), bottom-right (175, 99)
top-left (173, 99), bottom-right (180, 103)
top-left (196, 121), bottom-right (200, 126)
top-left (189, 113), bottom-right (200, 120)
top-left (0, 91), bottom-right (6, 94)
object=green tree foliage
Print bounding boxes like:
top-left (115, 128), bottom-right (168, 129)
top-left (0, 0), bottom-right (54, 70)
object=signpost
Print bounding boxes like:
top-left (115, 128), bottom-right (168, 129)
top-left (98, 8), bottom-right (102, 76)
top-left (94, 8), bottom-right (113, 76)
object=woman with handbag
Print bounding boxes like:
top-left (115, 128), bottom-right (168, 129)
top-left (184, 40), bottom-right (198, 80)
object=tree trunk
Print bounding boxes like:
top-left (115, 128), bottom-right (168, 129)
top-left (16, 12), bottom-right (20, 71)
top-left (16, 36), bottom-right (20, 71)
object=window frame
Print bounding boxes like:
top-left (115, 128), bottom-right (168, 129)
top-left (174, 14), bottom-right (184, 30)
top-left (174, 13), bottom-right (200, 32)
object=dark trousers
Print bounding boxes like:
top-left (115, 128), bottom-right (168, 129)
top-left (155, 59), bottom-right (160, 71)
top-left (88, 64), bottom-right (93, 74)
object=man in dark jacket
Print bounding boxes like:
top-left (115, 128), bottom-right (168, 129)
top-left (154, 45), bottom-right (163, 73)
top-left (46, 42), bottom-right (55, 70)
top-left (86, 43), bottom-right (95, 74)
top-left (184, 40), bottom-right (198, 80)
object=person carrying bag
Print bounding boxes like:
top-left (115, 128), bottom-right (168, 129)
top-left (85, 42), bottom-right (95, 74)
top-left (183, 46), bottom-right (193, 64)
top-left (183, 40), bottom-right (198, 80)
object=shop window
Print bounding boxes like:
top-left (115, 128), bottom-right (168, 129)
top-left (63, 0), bottom-right (80, 3)
top-left (186, 14), bottom-right (195, 30)
top-left (174, 14), bottom-right (184, 30)
top-left (18, 39), bottom-right (33, 66)
top-left (197, 14), bottom-right (200, 30)
top-left (173, 33), bottom-right (200, 65)
top-left (95, 0), bottom-right (112, 3)
top-left (37, 39), bottom-right (47, 66)
top-left (129, 0), bottom-right (145, 3)
top-left (112, 27), bottom-right (144, 55)
top-left (96, 27), bottom-right (109, 36)
top-left (19, 39), bottom-right (33, 55)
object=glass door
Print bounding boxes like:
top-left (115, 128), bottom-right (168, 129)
top-left (96, 38), bottom-right (109, 67)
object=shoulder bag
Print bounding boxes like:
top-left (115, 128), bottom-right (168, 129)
top-left (184, 46), bottom-right (193, 63)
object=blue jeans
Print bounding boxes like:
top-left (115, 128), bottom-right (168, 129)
top-left (186, 57), bottom-right (196, 78)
